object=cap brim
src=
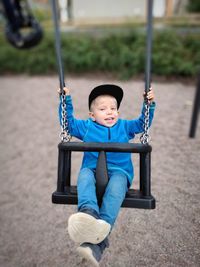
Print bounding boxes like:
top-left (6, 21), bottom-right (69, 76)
top-left (89, 84), bottom-right (123, 109)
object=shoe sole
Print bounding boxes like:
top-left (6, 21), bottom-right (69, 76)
top-left (68, 212), bottom-right (111, 244)
top-left (77, 246), bottom-right (99, 267)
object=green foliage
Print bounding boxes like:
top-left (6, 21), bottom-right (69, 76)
top-left (152, 31), bottom-right (196, 76)
top-left (0, 30), bottom-right (199, 79)
top-left (187, 0), bottom-right (200, 12)
top-left (32, 7), bottom-right (52, 22)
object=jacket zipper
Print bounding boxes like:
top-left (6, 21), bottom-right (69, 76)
top-left (108, 128), bottom-right (111, 140)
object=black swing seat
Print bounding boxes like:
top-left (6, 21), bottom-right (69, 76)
top-left (52, 142), bottom-right (155, 209)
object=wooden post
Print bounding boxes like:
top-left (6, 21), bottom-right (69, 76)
top-left (165, 0), bottom-right (173, 17)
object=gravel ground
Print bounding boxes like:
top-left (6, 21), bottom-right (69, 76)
top-left (0, 75), bottom-right (200, 267)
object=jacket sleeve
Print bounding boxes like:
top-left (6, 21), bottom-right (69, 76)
top-left (58, 95), bottom-right (88, 140)
top-left (125, 101), bottom-right (156, 139)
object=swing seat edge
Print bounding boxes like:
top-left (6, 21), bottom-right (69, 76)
top-left (52, 187), bottom-right (156, 209)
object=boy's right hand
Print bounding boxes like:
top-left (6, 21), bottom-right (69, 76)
top-left (57, 87), bottom-right (70, 95)
top-left (143, 87), bottom-right (155, 104)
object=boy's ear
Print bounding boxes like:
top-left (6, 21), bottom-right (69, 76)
top-left (89, 111), bottom-right (95, 121)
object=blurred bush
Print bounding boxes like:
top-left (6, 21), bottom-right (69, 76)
top-left (187, 0), bottom-right (200, 12)
top-left (0, 30), bottom-right (199, 79)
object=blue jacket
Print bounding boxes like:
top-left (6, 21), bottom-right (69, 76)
top-left (59, 95), bottom-right (156, 185)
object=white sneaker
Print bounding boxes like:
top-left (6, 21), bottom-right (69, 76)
top-left (68, 212), bottom-right (111, 244)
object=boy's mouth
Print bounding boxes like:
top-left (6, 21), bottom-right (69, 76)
top-left (105, 117), bottom-right (115, 122)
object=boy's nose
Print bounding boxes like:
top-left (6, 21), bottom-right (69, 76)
top-left (107, 109), bottom-right (112, 114)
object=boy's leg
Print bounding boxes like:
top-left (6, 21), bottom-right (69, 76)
top-left (77, 237), bottom-right (109, 267)
top-left (74, 171), bottom-right (127, 265)
top-left (99, 171), bottom-right (128, 226)
top-left (77, 168), bottom-right (99, 213)
top-left (68, 168), bottom-right (111, 244)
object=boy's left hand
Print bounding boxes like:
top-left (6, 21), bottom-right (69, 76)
top-left (143, 87), bottom-right (155, 104)
top-left (57, 87), bottom-right (70, 96)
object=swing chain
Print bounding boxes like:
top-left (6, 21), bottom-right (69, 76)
top-left (60, 92), bottom-right (71, 142)
top-left (140, 101), bottom-right (150, 144)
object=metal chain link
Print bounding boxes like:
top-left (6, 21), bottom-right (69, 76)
top-left (60, 92), bottom-right (71, 142)
top-left (140, 101), bottom-right (150, 144)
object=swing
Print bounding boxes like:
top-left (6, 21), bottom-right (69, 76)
top-left (2, 0), bottom-right (43, 49)
top-left (51, 0), bottom-right (155, 209)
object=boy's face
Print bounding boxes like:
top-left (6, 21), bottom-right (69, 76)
top-left (89, 95), bottom-right (119, 127)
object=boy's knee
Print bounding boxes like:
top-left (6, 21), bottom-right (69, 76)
top-left (112, 172), bottom-right (128, 188)
top-left (107, 173), bottom-right (128, 197)
top-left (78, 168), bottom-right (95, 183)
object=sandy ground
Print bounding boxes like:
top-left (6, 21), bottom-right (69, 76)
top-left (0, 75), bottom-right (200, 267)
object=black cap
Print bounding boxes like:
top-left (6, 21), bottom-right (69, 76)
top-left (88, 84), bottom-right (123, 109)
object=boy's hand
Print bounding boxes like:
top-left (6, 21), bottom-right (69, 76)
top-left (143, 87), bottom-right (155, 104)
top-left (57, 87), bottom-right (70, 96)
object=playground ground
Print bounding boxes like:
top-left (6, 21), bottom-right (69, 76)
top-left (0, 75), bottom-right (200, 267)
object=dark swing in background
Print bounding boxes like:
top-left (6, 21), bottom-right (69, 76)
top-left (1, 0), bottom-right (43, 49)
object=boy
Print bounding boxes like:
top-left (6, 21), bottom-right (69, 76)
top-left (59, 84), bottom-right (155, 266)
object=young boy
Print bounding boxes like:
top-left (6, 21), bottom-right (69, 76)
top-left (59, 84), bottom-right (155, 266)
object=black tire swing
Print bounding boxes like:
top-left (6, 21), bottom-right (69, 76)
top-left (1, 0), bottom-right (43, 49)
top-left (51, 0), bottom-right (155, 209)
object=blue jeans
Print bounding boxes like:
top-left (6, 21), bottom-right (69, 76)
top-left (77, 168), bottom-right (128, 226)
